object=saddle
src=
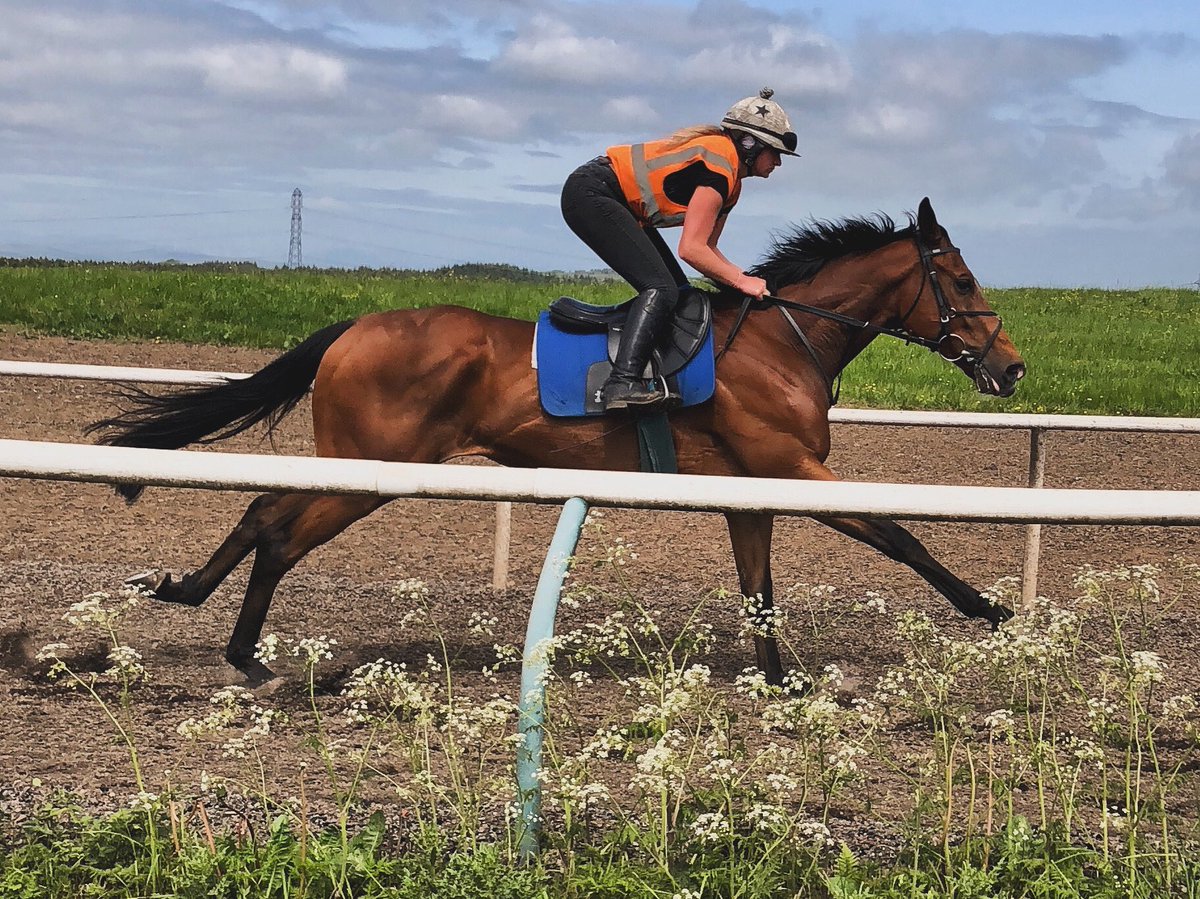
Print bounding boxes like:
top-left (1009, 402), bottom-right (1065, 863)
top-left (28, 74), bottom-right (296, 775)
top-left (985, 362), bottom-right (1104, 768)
top-left (547, 287), bottom-right (712, 379)
top-left (534, 287), bottom-right (715, 418)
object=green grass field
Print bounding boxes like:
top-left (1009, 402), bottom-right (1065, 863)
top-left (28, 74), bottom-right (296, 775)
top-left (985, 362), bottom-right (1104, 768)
top-left (1, 264), bottom-right (1196, 416)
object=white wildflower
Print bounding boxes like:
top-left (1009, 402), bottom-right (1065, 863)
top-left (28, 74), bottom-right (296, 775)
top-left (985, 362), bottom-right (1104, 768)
top-left (105, 644), bottom-right (145, 680)
top-left (1104, 806), bottom-right (1129, 832)
top-left (292, 635), bottom-right (337, 664)
top-left (735, 667), bottom-right (775, 699)
top-left (35, 642), bottom-right (69, 662)
top-left (691, 811), bottom-right (731, 844)
top-left (255, 634), bottom-right (281, 664)
top-left (1130, 650), bottom-right (1165, 686)
top-left (861, 590), bottom-right (887, 614)
top-left (822, 663), bottom-right (845, 689)
top-left (746, 802), bottom-right (789, 834)
top-left (827, 743), bottom-right (865, 776)
top-left (128, 791), bottom-right (158, 811)
top-left (468, 612), bottom-right (499, 637)
top-left (393, 578), bottom-right (430, 602)
top-left (1087, 695), bottom-right (1119, 727)
top-left (1163, 694), bottom-right (1197, 720)
top-left (984, 709), bottom-right (1016, 734)
top-left (1070, 738), bottom-right (1106, 768)
top-left (764, 772), bottom-right (798, 795)
top-left (795, 818), bottom-right (833, 848)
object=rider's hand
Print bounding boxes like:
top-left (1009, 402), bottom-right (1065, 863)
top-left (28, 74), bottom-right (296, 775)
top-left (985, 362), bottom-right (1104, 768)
top-left (734, 274), bottom-right (768, 299)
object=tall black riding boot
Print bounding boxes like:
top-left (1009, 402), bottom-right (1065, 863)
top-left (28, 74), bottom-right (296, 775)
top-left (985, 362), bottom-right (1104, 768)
top-left (601, 287), bottom-right (677, 411)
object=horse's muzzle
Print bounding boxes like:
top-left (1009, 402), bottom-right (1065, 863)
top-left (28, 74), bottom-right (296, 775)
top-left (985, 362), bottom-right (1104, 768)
top-left (975, 360), bottom-right (1026, 397)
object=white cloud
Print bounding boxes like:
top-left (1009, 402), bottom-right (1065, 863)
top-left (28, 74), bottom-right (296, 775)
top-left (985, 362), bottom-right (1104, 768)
top-left (845, 103), bottom-right (937, 143)
top-left (677, 23), bottom-right (851, 97)
top-left (1164, 131), bottom-right (1200, 206)
top-left (598, 96), bottom-right (659, 128)
top-left (433, 93), bottom-right (524, 139)
top-left (0, 100), bottom-right (70, 129)
top-left (495, 16), bottom-right (632, 84)
top-left (186, 44), bottom-right (349, 99)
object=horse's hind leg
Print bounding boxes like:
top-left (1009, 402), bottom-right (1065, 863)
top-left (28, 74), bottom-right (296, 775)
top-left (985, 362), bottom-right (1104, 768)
top-left (814, 515), bottom-right (1012, 626)
top-left (225, 493), bottom-right (386, 684)
top-left (725, 512), bottom-right (785, 686)
top-left (134, 493), bottom-right (282, 607)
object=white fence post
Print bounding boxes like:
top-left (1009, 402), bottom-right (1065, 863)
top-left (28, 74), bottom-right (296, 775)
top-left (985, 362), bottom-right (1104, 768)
top-left (492, 501), bottom-right (512, 593)
top-left (1021, 428), bottom-right (1047, 609)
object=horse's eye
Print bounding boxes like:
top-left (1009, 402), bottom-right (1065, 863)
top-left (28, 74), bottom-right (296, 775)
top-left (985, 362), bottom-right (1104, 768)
top-left (954, 277), bottom-right (974, 294)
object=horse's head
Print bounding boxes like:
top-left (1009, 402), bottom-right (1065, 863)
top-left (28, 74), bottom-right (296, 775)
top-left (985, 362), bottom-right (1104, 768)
top-left (896, 198), bottom-right (1026, 397)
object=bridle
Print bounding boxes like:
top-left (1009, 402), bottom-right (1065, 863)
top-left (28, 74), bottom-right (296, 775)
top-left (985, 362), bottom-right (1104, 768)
top-left (715, 233), bottom-right (1003, 403)
top-left (899, 238), bottom-right (1003, 371)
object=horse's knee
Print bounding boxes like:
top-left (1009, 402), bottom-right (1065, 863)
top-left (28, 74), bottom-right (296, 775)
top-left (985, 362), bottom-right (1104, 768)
top-left (252, 531), bottom-right (304, 574)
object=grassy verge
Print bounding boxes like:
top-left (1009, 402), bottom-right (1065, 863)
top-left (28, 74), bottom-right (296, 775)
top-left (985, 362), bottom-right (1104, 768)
top-left (0, 265), bottom-right (1197, 416)
top-left (5, 525), bottom-right (1200, 897)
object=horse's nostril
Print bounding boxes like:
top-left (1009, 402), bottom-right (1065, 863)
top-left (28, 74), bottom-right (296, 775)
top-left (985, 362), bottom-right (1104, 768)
top-left (1007, 363), bottom-right (1026, 382)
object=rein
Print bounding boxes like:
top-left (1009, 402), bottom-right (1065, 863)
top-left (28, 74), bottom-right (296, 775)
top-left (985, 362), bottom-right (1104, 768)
top-left (714, 237), bottom-right (1003, 403)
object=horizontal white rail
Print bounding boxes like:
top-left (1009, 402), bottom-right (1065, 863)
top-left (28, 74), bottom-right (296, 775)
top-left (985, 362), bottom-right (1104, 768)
top-left (829, 408), bottom-right (1200, 433)
top-left (2, 439), bottom-right (1198, 525)
top-left (5, 359), bottom-right (1199, 433)
top-left (1, 360), bottom-right (244, 384)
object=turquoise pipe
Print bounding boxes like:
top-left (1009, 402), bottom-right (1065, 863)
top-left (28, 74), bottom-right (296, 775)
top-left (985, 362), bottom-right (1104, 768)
top-left (516, 496), bottom-right (589, 860)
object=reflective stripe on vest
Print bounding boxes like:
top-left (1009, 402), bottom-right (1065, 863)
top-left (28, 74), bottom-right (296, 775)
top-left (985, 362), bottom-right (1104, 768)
top-left (607, 136), bottom-right (740, 228)
top-left (631, 143), bottom-right (736, 227)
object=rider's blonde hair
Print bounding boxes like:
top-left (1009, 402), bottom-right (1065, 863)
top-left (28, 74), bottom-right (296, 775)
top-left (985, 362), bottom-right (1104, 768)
top-left (659, 124), bottom-right (725, 149)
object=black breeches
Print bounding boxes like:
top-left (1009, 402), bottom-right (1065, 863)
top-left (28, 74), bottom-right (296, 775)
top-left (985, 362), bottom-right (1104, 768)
top-left (560, 159), bottom-right (688, 300)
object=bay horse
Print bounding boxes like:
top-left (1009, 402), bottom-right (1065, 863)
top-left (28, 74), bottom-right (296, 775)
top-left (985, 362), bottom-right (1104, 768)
top-left (88, 198), bottom-right (1025, 686)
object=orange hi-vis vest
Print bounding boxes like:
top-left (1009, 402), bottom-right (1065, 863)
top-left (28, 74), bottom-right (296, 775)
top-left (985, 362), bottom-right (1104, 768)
top-left (605, 133), bottom-right (742, 228)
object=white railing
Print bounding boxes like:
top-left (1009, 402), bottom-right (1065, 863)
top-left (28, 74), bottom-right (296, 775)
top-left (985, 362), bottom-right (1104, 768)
top-left (5, 359), bottom-right (1200, 603)
top-left (0, 360), bottom-right (248, 384)
top-left (4, 439), bottom-right (1200, 523)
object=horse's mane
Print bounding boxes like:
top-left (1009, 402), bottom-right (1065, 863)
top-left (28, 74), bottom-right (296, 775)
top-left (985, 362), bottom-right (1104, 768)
top-left (745, 212), bottom-right (918, 291)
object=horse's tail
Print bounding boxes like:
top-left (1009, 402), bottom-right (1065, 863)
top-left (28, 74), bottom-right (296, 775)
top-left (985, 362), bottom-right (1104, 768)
top-left (85, 320), bottom-right (356, 503)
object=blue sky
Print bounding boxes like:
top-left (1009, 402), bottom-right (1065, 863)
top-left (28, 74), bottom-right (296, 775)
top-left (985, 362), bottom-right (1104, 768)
top-left (2, 0), bottom-right (1199, 287)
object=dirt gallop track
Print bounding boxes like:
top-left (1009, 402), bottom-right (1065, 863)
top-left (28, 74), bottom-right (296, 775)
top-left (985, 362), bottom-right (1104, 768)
top-left (2, 329), bottom-right (1198, 810)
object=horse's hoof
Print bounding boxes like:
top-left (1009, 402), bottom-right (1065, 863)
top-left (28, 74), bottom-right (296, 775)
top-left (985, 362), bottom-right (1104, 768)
top-left (252, 676), bottom-right (288, 698)
top-left (234, 658), bottom-right (279, 689)
top-left (989, 603), bottom-right (1015, 631)
top-left (124, 569), bottom-right (168, 596)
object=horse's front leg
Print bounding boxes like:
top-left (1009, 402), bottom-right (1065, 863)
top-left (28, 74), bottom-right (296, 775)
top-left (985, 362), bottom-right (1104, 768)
top-left (724, 511), bottom-right (785, 686)
top-left (814, 515), bottom-right (1013, 627)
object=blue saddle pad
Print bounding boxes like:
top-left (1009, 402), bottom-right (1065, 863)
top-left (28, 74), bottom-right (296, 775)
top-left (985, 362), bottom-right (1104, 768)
top-left (535, 311), bottom-right (715, 417)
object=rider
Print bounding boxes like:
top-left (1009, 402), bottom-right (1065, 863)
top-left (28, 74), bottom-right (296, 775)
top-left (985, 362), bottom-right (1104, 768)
top-left (560, 87), bottom-right (798, 411)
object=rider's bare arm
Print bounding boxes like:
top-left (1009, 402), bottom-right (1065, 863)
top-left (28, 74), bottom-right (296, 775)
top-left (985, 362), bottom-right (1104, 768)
top-left (678, 187), bottom-right (766, 298)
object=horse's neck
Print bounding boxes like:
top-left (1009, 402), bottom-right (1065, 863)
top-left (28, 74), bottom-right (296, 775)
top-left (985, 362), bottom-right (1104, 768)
top-left (773, 273), bottom-right (904, 377)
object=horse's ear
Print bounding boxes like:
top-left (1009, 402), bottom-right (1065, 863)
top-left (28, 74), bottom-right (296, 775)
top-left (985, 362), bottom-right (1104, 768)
top-left (917, 197), bottom-right (938, 242)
